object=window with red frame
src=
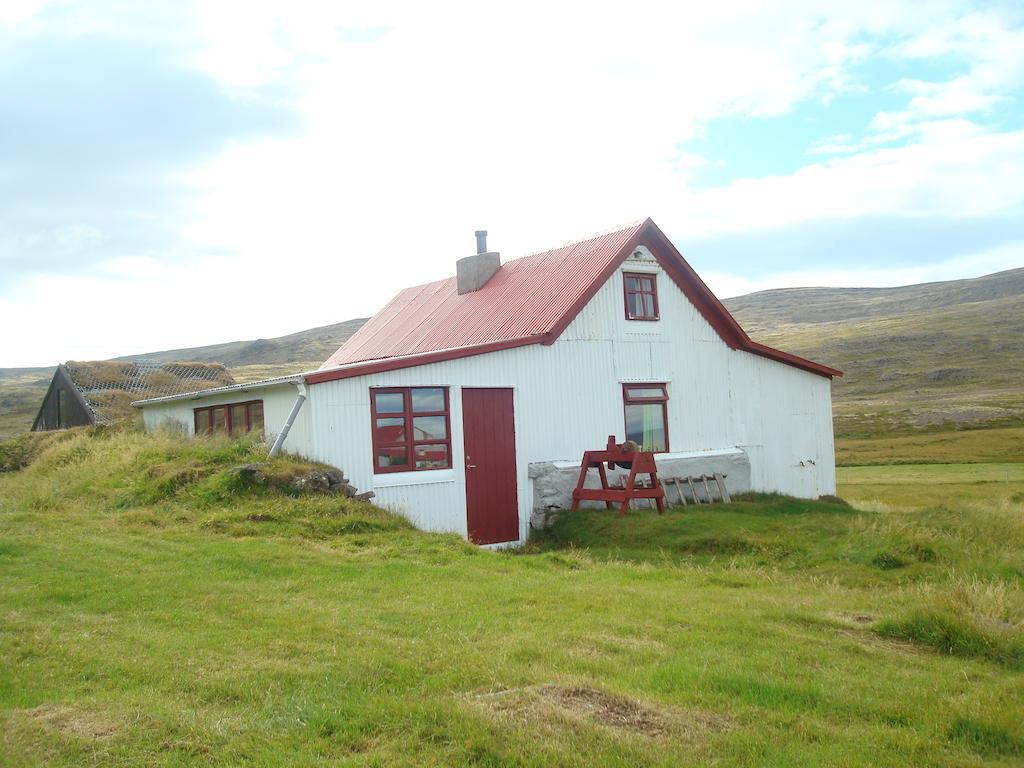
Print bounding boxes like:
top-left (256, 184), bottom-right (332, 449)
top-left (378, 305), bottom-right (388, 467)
top-left (194, 400), bottom-right (264, 436)
top-left (622, 384), bottom-right (669, 451)
top-left (371, 387), bottom-right (452, 472)
top-left (623, 272), bottom-right (659, 320)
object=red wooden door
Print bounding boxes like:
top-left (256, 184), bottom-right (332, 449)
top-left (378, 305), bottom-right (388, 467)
top-left (462, 388), bottom-right (519, 544)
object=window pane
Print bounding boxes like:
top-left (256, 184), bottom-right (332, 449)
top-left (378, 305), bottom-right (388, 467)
top-left (212, 407), bottom-right (226, 432)
top-left (411, 387), bottom-right (445, 413)
top-left (639, 276), bottom-right (654, 291)
top-left (374, 391), bottom-right (404, 414)
top-left (250, 401), bottom-right (264, 432)
top-left (625, 276), bottom-right (640, 291)
top-left (413, 444), bottom-right (449, 469)
top-left (625, 387), bottom-right (665, 400)
top-left (230, 404), bottom-right (248, 435)
top-left (644, 294), bottom-right (656, 317)
top-left (412, 415), bottom-right (447, 440)
top-left (627, 293), bottom-right (643, 317)
top-left (376, 417), bottom-right (405, 443)
top-left (195, 410), bottom-right (211, 434)
top-left (625, 403), bottom-right (666, 451)
top-left (377, 446), bottom-right (409, 468)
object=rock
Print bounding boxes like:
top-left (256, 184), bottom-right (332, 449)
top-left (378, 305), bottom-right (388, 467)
top-left (354, 491), bottom-right (375, 502)
top-left (334, 481), bottom-right (357, 497)
top-left (324, 468), bottom-right (347, 485)
top-left (291, 470), bottom-right (332, 493)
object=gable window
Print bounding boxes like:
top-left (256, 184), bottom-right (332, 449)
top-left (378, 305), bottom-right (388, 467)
top-left (623, 384), bottom-right (669, 452)
top-left (194, 400), bottom-right (264, 436)
top-left (371, 387), bottom-right (452, 473)
top-left (623, 272), bottom-right (659, 320)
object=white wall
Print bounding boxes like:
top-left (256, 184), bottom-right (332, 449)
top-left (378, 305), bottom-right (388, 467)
top-left (293, 246), bottom-right (836, 544)
top-left (140, 383), bottom-right (309, 447)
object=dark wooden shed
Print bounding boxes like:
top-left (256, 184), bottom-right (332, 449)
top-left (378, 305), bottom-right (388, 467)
top-left (31, 364), bottom-right (95, 431)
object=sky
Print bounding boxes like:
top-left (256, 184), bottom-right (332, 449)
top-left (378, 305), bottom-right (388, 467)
top-left (1, 0), bottom-right (1022, 367)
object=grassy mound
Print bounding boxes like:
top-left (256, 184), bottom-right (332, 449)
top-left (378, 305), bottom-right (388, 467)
top-left (875, 577), bottom-right (1024, 668)
top-left (0, 424), bottom-right (412, 541)
top-left (533, 493), bottom-right (1024, 583)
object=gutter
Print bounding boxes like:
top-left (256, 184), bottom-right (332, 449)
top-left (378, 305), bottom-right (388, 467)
top-left (268, 382), bottom-right (307, 457)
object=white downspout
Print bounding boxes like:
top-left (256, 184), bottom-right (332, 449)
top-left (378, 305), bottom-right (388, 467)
top-left (269, 382), bottom-right (307, 457)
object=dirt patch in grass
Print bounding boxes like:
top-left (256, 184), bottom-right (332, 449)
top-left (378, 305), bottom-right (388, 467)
top-left (539, 685), bottom-right (670, 736)
top-left (21, 703), bottom-right (120, 740)
top-left (834, 611), bottom-right (877, 625)
top-left (245, 512), bottom-right (277, 522)
top-left (470, 684), bottom-right (731, 741)
top-left (571, 633), bottom-right (670, 659)
top-left (836, 627), bottom-right (920, 654)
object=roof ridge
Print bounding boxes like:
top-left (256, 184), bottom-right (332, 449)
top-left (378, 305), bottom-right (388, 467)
top-left (364, 219), bottom-right (650, 296)
top-left (528, 217), bottom-right (648, 254)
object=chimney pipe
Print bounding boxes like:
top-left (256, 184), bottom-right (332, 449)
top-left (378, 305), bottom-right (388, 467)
top-left (474, 230), bottom-right (487, 255)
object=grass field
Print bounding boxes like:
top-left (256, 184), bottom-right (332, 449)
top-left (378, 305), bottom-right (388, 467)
top-left (836, 427), bottom-right (1024, 466)
top-left (1, 427), bottom-right (1022, 766)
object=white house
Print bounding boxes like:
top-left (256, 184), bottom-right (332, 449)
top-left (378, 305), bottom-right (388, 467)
top-left (136, 218), bottom-right (841, 546)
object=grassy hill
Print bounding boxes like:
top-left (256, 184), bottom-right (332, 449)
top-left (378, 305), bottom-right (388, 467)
top-left (2, 267), bottom-right (1021, 441)
top-left (1, 426), bottom-right (1022, 765)
top-left (0, 367), bottom-right (55, 438)
top-left (723, 267), bottom-right (1024, 438)
top-left (114, 318), bottom-right (368, 370)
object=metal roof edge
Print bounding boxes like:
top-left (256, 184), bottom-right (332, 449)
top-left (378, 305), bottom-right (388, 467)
top-left (305, 337), bottom-right (545, 385)
top-left (132, 373), bottom-right (306, 407)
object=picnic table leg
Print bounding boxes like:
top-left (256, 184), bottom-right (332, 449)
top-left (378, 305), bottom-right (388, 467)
top-left (620, 466), bottom-right (638, 516)
top-left (597, 461), bottom-right (615, 511)
top-left (570, 453), bottom-right (590, 512)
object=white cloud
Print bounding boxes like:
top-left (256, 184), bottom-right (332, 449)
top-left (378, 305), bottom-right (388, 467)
top-left (2, 1), bottom-right (1023, 366)
top-left (672, 125), bottom-right (1024, 238)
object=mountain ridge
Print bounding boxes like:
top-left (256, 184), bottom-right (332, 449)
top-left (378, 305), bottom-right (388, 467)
top-left (2, 267), bottom-right (1021, 439)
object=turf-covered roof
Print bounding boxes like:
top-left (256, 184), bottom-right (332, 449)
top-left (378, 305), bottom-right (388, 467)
top-left (64, 360), bottom-right (235, 424)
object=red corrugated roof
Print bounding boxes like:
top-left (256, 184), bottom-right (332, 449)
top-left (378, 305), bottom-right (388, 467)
top-left (308, 218), bottom-right (841, 384)
top-left (320, 221), bottom-right (646, 368)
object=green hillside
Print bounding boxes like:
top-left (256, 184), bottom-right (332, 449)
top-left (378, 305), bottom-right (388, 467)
top-left (0, 367), bottom-right (55, 438)
top-left (115, 318), bottom-right (368, 369)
